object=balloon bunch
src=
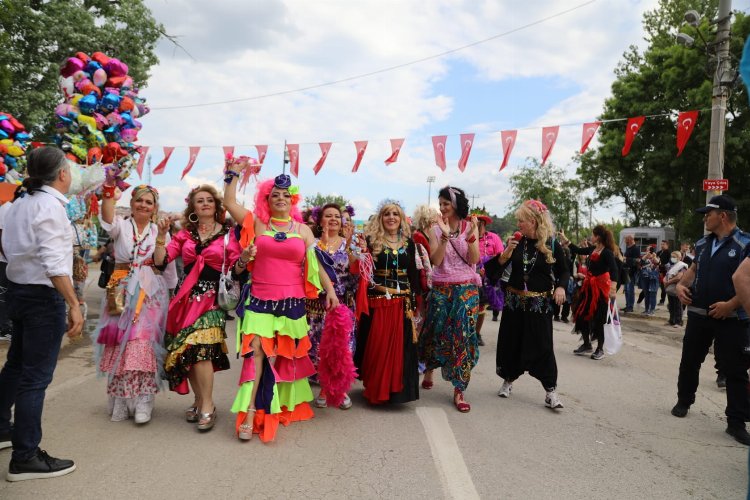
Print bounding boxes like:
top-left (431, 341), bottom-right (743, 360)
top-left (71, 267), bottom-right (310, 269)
top-left (0, 112), bottom-right (30, 183)
top-left (55, 51), bottom-right (149, 192)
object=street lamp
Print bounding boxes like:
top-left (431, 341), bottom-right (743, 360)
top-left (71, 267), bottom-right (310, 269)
top-left (676, 0), bottom-right (734, 204)
top-left (426, 176), bottom-right (436, 206)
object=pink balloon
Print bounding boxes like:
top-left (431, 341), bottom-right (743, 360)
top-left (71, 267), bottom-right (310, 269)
top-left (120, 129), bottom-right (138, 142)
top-left (93, 112), bottom-right (108, 130)
top-left (106, 112), bottom-right (123, 126)
top-left (93, 68), bottom-right (107, 87)
top-left (105, 59), bottom-right (128, 77)
top-left (60, 57), bottom-right (85, 78)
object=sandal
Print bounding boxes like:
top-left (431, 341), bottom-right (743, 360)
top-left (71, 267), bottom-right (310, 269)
top-left (421, 379), bottom-right (434, 390)
top-left (185, 406), bottom-right (199, 423)
top-left (314, 391), bottom-right (328, 408)
top-left (197, 407), bottom-right (216, 431)
top-left (238, 409), bottom-right (255, 441)
top-left (454, 389), bottom-right (471, 413)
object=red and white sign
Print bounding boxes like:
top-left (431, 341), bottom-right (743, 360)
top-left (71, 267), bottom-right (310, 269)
top-left (703, 179), bottom-right (729, 191)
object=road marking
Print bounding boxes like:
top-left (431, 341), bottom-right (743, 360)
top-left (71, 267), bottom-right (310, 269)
top-left (47, 371), bottom-right (97, 400)
top-left (416, 407), bottom-right (480, 500)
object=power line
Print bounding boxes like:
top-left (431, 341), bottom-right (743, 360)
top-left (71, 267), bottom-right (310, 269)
top-left (151, 1), bottom-right (597, 111)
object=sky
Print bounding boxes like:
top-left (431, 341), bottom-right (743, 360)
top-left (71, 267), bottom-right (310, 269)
top-left (129, 0), bottom-right (750, 223)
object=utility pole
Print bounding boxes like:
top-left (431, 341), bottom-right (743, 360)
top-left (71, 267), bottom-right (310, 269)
top-left (470, 194), bottom-right (478, 209)
top-left (706, 0), bottom-right (732, 203)
top-left (426, 176), bottom-right (436, 206)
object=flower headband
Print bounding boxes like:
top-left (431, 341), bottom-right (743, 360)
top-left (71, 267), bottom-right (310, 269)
top-left (342, 204), bottom-right (355, 218)
top-left (184, 186), bottom-right (204, 204)
top-left (525, 199), bottom-right (548, 213)
top-left (132, 184), bottom-right (159, 203)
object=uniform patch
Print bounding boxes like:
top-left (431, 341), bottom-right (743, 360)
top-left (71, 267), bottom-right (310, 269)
top-left (729, 249), bottom-right (737, 257)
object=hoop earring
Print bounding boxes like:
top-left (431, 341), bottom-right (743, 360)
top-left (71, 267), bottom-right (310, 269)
top-left (188, 212), bottom-right (198, 223)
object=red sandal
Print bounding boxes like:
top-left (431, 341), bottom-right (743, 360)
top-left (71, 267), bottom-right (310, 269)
top-left (421, 379), bottom-right (434, 390)
top-left (454, 389), bottom-right (471, 413)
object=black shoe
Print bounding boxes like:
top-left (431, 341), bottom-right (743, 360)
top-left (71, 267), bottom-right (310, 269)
top-left (553, 316), bottom-right (560, 322)
top-left (0, 431), bottom-right (10, 451)
top-left (477, 335), bottom-right (485, 347)
top-left (726, 426), bottom-right (750, 446)
top-left (492, 313), bottom-right (499, 322)
top-left (716, 374), bottom-right (727, 389)
top-left (659, 300), bottom-right (665, 305)
top-left (573, 344), bottom-right (593, 355)
top-left (591, 349), bottom-right (604, 360)
top-left (7, 449), bottom-right (76, 482)
top-left (671, 402), bottom-right (690, 418)
top-left (561, 317), bottom-right (569, 324)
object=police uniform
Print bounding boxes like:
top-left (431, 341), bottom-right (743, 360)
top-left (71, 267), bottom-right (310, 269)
top-left (676, 226), bottom-right (750, 432)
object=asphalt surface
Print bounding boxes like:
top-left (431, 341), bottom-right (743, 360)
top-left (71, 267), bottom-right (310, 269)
top-left (0, 271), bottom-right (747, 499)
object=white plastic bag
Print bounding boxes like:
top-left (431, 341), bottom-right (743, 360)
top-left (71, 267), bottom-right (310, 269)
top-left (603, 300), bottom-right (623, 355)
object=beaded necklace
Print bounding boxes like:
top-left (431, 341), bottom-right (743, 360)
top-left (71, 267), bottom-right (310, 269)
top-left (522, 239), bottom-right (539, 289)
top-left (130, 219), bottom-right (152, 261)
top-left (269, 217), bottom-right (293, 242)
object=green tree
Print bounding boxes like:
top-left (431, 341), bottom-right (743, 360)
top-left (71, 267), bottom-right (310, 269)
top-left (508, 158), bottom-right (584, 235)
top-left (578, 0), bottom-right (750, 240)
top-left (0, 0), bottom-right (164, 137)
top-left (304, 193), bottom-right (350, 209)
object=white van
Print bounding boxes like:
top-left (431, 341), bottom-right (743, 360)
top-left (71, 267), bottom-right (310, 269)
top-left (619, 227), bottom-right (676, 255)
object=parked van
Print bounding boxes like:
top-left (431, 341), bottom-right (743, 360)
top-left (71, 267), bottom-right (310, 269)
top-left (619, 227), bottom-right (676, 255)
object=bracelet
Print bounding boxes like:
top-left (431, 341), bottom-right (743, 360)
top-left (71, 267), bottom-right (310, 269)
top-left (223, 170), bottom-right (240, 184)
top-left (440, 233), bottom-right (449, 242)
top-left (102, 184), bottom-right (116, 199)
top-left (155, 238), bottom-right (166, 247)
top-left (466, 235), bottom-right (477, 244)
top-left (236, 257), bottom-right (249, 268)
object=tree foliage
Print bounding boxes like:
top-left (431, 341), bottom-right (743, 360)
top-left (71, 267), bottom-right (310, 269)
top-left (578, 0), bottom-right (750, 239)
top-left (303, 193), bottom-right (350, 209)
top-left (508, 158), bottom-right (584, 235)
top-left (0, 0), bottom-right (163, 138)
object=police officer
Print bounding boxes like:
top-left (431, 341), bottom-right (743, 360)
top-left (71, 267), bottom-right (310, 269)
top-left (671, 194), bottom-right (750, 445)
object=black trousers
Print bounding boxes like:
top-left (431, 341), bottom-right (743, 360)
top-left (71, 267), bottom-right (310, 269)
top-left (676, 314), bottom-right (750, 427)
top-left (552, 302), bottom-right (570, 320)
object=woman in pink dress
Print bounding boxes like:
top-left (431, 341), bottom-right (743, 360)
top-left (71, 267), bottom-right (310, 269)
top-left (153, 185), bottom-right (249, 432)
top-left (223, 161), bottom-right (338, 442)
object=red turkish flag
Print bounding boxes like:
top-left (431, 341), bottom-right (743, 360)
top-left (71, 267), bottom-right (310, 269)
top-left (457, 133), bottom-right (475, 172)
top-left (181, 146), bottom-right (201, 179)
top-left (676, 110), bottom-right (699, 157)
top-left (152, 146), bottom-right (174, 175)
top-left (384, 138), bottom-right (405, 165)
top-left (222, 146), bottom-right (235, 160)
top-left (255, 145), bottom-right (268, 164)
top-left (313, 142), bottom-right (332, 175)
top-left (432, 135), bottom-right (447, 171)
top-left (287, 144), bottom-right (300, 177)
top-left (352, 141), bottom-right (368, 173)
top-left (580, 121), bottom-right (601, 154)
top-left (500, 130), bottom-right (517, 171)
top-left (541, 126), bottom-right (559, 165)
top-left (135, 146), bottom-right (149, 178)
top-left (622, 116), bottom-right (645, 157)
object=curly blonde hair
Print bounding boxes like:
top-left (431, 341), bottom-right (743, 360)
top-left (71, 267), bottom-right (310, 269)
top-left (366, 202), bottom-right (411, 256)
top-left (412, 204), bottom-right (439, 233)
top-left (515, 200), bottom-right (556, 264)
top-left (182, 184), bottom-right (226, 229)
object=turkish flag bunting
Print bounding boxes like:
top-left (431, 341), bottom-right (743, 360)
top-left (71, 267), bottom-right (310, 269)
top-left (622, 116), bottom-right (645, 156)
top-left (136, 146), bottom-right (149, 178)
top-left (287, 144), bottom-right (300, 177)
top-left (500, 130), bottom-right (517, 171)
top-left (313, 142), bottom-right (332, 175)
top-left (255, 145), bottom-right (268, 164)
top-left (457, 133), bottom-right (475, 172)
top-left (676, 110), bottom-right (699, 157)
top-left (384, 138), bottom-right (405, 165)
top-left (352, 141), bottom-right (368, 173)
top-left (222, 146), bottom-right (235, 160)
top-left (432, 135), bottom-right (447, 171)
top-left (181, 146), bottom-right (201, 179)
top-left (152, 146), bottom-right (174, 175)
top-left (541, 126), bottom-right (559, 165)
top-left (580, 121), bottom-right (601, 154)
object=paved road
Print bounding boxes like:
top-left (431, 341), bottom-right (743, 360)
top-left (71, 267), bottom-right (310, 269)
top-left (0, 274), bottom-right (747, 499)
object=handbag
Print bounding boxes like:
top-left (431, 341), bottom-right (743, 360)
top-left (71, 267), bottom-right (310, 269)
top-left (106, 274), bottom-right (127, 316)
top-left (98, 255), bottom-right (115, 289)
top-left (603, 300), bottom-right (623, 355)
top-left (217, 232), bottom-right (240, 311)
top-left (72, 254), bottom-right (88, 282)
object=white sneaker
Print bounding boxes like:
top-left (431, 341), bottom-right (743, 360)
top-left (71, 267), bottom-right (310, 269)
top-left (134, 394), bottom-right (154, 424)
top-left (314, 394), bottom-right (327, 408)
top-left (497, 380), bottom-right (512, 398)
top-left (545, 390), bottom-right (564, 409)
top-left (111, 398), bottom-right (129, 421)
top-left (339, 394), bottom-right (352, 410)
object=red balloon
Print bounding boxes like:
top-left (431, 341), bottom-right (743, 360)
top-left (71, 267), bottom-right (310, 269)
top-left (0, 163), bottom-right (7, 176)
top-left (106, 76), bottom-right (127, 88)
top-left (87, 147), bottom-right (102, 165)
top-left (119, 97), bottom-right (135, 113)
top-left (75, 52), bottom-right (91, 63)
top-left (513, 231), bottom-right (523, 241)
top-left (91, 51), bottom-right (110, 66)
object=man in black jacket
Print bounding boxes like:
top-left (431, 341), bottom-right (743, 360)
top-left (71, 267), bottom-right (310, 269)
top-left (656, 240), bottom-right (671, 305)
top-left (622, 235), bottom-right (641, 313)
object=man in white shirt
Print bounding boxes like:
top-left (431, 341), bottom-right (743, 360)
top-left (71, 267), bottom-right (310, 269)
top-left (0, 200), bottom-right (13, 342)
top-left (0, 146), bottom-right (83, 481)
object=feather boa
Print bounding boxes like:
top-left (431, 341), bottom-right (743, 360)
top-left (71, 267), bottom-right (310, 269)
top-left (317, 304), bottom-right (357, 407)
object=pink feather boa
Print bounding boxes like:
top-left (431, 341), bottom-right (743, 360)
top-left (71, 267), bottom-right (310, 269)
top-left (317, 304), bottom-right (357, 407)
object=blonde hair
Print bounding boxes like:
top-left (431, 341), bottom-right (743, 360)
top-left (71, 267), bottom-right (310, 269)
top-left (130, 185), bottom-right (159, 223)
top-left (412, 204), bottom-right (438, 233)
top-left (366, 203), bottom-right (411, 256)
top-left (515, 201), bottom-right (555, 264)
